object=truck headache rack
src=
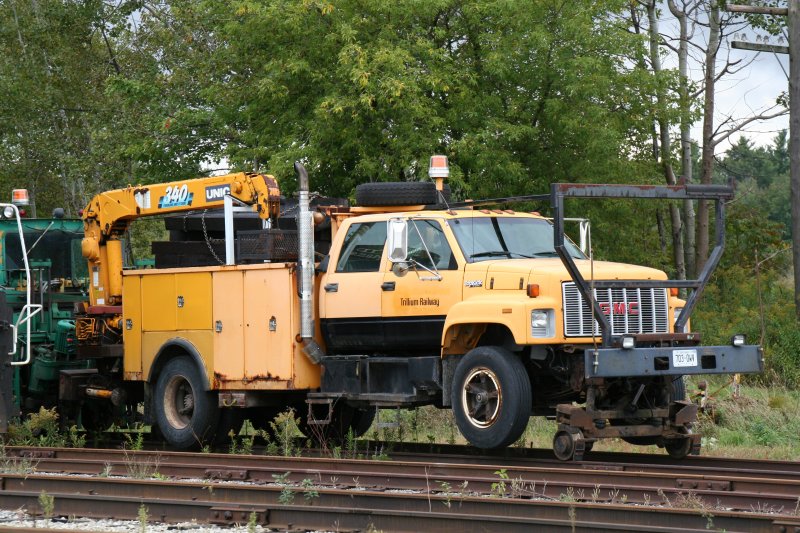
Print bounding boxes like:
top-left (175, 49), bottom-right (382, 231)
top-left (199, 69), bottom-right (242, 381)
top-left (550, 183), bottom-right (763, 379)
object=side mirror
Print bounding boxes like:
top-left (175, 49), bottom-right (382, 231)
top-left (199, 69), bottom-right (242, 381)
top-left (387, 218), bottom-right (408, 262)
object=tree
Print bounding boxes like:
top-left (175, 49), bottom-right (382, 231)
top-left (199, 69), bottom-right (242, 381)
top-left (126, 0), bottom-right (662, 202)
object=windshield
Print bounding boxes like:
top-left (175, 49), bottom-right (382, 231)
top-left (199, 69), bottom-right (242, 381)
top-left (450, 217), bottom-right (586, 262)
top-left (4, 230), bottom-right (88, 280)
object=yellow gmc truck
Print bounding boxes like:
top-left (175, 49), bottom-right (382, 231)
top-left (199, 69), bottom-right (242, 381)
top-left (62, 157), bottom-right (761, 460)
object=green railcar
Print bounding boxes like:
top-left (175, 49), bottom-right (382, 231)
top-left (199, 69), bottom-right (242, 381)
top-left (0, 214), bottom-right (91, 432)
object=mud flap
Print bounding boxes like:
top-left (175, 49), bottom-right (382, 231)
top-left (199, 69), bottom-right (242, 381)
top-left (0, 292), bottom-right (17, 433)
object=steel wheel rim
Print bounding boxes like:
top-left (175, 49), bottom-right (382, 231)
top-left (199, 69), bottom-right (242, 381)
top-left (462, 366), bottom-right (502, 428)
top-left (164, 375), bottom-right (194, 430)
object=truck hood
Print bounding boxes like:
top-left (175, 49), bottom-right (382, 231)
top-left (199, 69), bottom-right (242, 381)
top-left (463, 258), bottom-right (667, 291)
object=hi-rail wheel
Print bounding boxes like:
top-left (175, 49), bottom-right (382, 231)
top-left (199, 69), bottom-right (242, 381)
top-left (664, 434), bottom-right (693, 459)
top-left (553, 430), bottom-right (576, 461)
top-left (154, 356), bottom-right (219, 449)
top-left (552, 429), bottom-right (592, 461)
top-left (452, 346), bottom-right (531, 449)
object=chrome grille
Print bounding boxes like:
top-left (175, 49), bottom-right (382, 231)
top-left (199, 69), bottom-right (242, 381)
top-left (562, 282), bottom-right (668, 337)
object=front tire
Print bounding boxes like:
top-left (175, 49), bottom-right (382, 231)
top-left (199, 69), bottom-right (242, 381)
top-left (154, 356), bottom-right (219, 449)
top-left (452, 346), bottom-right (532, 449)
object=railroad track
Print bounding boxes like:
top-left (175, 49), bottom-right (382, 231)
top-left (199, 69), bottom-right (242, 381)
top-left (2, 445), bottom-right (800, 532)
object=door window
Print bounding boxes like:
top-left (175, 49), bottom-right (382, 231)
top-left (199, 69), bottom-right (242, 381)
top-left (336, 222), bottom-right (387, 272)
top-left (407, 219), bottom-right (457, 270)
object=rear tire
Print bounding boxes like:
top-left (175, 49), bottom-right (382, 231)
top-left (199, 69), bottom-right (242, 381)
top-left (154, 356), bottom-right (218, 449)
top-left (452, 346), bottom-right (531, 449)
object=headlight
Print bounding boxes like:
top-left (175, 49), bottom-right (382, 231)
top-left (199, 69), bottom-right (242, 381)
top-left (531, 309), bottom-right (554, 338)
top-left (2, 206), bottom-right (15, 219)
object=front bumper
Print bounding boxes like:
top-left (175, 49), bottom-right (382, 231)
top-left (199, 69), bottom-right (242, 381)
top-left (584, 344), bottom-right (763, 379)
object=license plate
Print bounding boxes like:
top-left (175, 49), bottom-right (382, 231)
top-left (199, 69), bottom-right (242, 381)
top-left (672, 349), bottom-right (698, 368)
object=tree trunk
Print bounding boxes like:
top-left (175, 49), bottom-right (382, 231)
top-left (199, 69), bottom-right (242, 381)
top-left (647, 1), bottom-right (686, 281)
top-left (668, 0), bottom-right (696, 280)
top-left (696, 0), bottom-right (720, 274)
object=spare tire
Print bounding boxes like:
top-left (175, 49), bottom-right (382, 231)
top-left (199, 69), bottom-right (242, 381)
top-left (355, 182), bottom-right (451, 206)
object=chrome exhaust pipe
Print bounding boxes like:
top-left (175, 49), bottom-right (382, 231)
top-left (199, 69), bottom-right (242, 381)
top-left (295, 161), bottom-right (323, 364)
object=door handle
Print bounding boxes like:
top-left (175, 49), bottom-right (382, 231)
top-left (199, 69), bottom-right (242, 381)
top-left (324, 283), bottom-right (339, 293)
top-left (381, 281), bottom-right (396, 291)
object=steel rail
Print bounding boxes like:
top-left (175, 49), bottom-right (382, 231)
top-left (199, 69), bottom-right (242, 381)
top-left (1, 472), bottom-right (798, 533)
top-left (7, 446), bottom-right (800, 514)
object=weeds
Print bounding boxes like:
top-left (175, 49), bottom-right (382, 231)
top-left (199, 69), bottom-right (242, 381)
top-left (38, 490), bottom-right (54, 520)
top-left (269, 410), bottom-right (300, 457)
top-left (7, 407), bottom-right (67, 447)
top-left (123, 448), bottom-right (161, 479)
top-left (438, 481), bottom-right (452, 508)
top-left (247, 510), bottom-right (258, 533)
top-left (491, 469), bottom-right (509, 498)
top-left (301, 478), bottom-right (319, 501)
top-left (138, 503), bottom-right (148, 533)
top-left (559, 487), bottom-right (576, 503)
top-left (272, 471), bottom-right (294, 504)
top-left (674, 491), bottom-right (715, 529)
top-left (0, 443), bottom-right (38, 475)
top-left (228, 431), bottom-right (255, 455)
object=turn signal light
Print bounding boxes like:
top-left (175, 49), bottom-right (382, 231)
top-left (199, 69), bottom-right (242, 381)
top-left (527, 284), bottom-right (540, 298)
top-left (669, 287), bottom-right (678, 297)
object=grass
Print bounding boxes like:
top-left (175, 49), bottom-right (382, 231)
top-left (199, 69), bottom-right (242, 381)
top-left (357, 377), bottom-right (800, 461)
top-left (7, 379), bottom-right (800, 462)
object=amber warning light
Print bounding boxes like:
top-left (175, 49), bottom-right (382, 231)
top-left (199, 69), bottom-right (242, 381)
top-left (11, 189), bottom-right (30, 206)
top-left (429, 155), bottom-right (449, 178)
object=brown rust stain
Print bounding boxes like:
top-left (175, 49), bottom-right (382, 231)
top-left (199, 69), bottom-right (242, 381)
top-left (244, 372), bottom-right (283, 382)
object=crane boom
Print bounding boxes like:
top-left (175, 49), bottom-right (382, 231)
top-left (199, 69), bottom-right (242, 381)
top-left (81, 172), bottom-right (280, 310)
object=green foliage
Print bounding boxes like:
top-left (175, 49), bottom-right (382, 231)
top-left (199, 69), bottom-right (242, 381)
top-left (272, 471), bottom-right (295, 504)
top-left (700, 384), bottom-right (800, 458)
top-left (138, 503), bottom-right (148, 533)
top-left (490, 469), bottom-right (509, 498)
top-left (38, 490), bottom-right (55, 520)
top-left (8, 407), bottom-right (68, 447)
top-left (247, 511), bottom-right (259, 533)
top-left (108, 0), bottom-right (660, 200)
top-left (267, 409), bottom-right (301, 457)
top-left (301, 477), bottom-right (319, 501)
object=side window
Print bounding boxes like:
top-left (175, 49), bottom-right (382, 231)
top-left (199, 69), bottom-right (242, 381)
top-left (336, 222), bottom-right (387, 272)
top-left (407, 220), bottom-right (457, 270)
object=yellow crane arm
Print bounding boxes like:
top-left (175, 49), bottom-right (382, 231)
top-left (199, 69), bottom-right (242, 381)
top-left (81, 172), bottom-right (280, 309)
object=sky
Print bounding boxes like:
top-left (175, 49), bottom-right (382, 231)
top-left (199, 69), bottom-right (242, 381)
top-left (713, 44), bottom-right (789, 149)
top-left (657, 3), bottom-right (790, 153)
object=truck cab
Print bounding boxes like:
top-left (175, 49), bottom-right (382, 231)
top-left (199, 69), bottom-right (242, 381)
top-left (311, 170), bottom-right (763, 459)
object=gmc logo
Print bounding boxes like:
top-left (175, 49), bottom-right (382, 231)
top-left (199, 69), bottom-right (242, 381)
top-left (599, 302), bottom-right (639, 316)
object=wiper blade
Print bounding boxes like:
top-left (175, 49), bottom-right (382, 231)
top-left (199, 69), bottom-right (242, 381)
top-left (531, 251), bottom-right (559, 257)
top-left (471, 251), bottom-right (537, 259)
top-left (470, 250), bottom-right (511, 259)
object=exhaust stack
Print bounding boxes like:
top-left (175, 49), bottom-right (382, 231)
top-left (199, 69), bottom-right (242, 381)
top-left (295, 162), bottom-right (324, 364)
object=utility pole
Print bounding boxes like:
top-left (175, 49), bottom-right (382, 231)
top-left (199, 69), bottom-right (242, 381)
top-left (728, 3), bottom-right (800, 319)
